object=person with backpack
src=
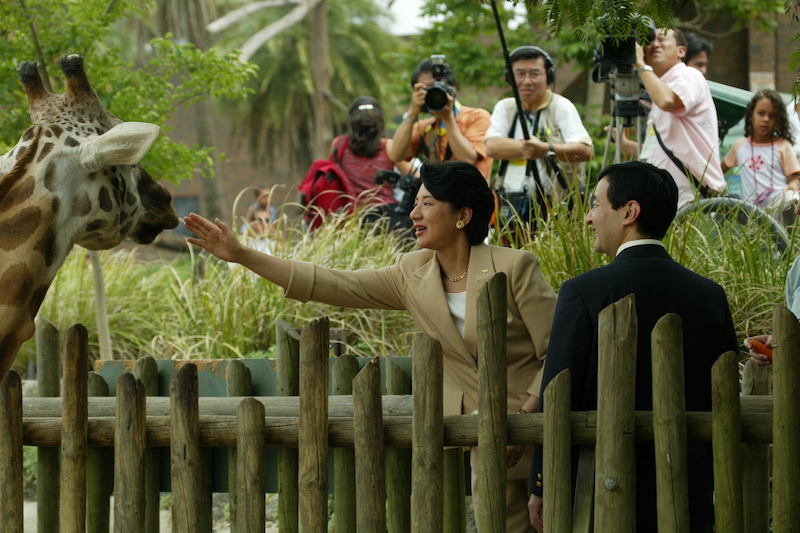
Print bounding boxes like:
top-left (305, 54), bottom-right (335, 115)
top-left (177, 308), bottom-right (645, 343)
top-left (485, 45), bottom-right (593, 231)
top-left (299, 96), bottom-right (416, 233)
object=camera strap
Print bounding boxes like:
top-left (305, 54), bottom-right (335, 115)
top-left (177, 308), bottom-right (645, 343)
top-left (653, 127), bottom-right (711, 198)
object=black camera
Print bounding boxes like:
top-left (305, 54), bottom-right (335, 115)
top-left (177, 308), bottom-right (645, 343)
top-left (422, 54), bottom-right (455, 113)
top-left (375, 169), bottom-right (421, 218)
top-left (593, 14), bottom-right (656, 76)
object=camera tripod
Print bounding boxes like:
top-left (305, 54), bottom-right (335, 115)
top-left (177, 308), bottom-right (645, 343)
top-left (602, 69), bottom-right (649, 167)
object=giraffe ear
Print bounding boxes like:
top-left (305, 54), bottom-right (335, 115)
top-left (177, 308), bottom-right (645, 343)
top-left (79, 122), bottom-right (160, 172)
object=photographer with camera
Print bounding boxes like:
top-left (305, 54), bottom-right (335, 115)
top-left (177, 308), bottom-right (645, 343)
top-left (616, 27), bottom-right (726, 207)
top-left (388, 56), bottom-right (493, 180)
top-left (485, 45), bottom-right (593, 227)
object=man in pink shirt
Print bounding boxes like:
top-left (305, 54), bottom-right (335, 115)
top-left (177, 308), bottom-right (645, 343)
top-left (620, 28), bottom-right (726, 207)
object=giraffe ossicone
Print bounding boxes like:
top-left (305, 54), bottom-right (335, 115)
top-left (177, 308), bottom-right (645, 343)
top-left (0, 54), bottom-right (179, 381)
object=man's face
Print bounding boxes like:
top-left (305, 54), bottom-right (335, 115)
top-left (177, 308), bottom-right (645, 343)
top-left (416, 72), bottom-right (436, 88)
top-left (512, 57), bottom-right (549, 108)
top-left (644, 29), bottom-right (685, 72)
top-left (686, 51), bottom-right (709, 76)
top-left (585, 179), bottom-right (627, 257)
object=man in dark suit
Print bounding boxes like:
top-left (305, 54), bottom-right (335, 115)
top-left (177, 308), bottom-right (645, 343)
top-left (527, 161), bottom-right (738, 532)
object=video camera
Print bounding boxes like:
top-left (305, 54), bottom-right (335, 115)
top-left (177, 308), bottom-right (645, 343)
top-left (422, 54), bottom-right (455, 113)
top-left (375, 169), bottom-right (420, 217)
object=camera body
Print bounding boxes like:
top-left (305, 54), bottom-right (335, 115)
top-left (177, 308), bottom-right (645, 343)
top-left (593, 14), bottom-right (656, 82)
top-left (375, 169), bottom-right (421, 217)
top-left (422, 54), bottom-right (455, 113)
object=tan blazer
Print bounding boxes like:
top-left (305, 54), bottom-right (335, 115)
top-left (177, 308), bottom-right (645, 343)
top-left (285, 243), bottom-right (557, 416)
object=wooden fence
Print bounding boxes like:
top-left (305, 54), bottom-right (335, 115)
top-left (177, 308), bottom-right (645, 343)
top-left (0, 275), bottom-right (798, 532)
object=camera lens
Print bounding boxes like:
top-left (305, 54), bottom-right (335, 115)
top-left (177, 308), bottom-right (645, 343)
top-left (425, 86), bottom-right (449, 112)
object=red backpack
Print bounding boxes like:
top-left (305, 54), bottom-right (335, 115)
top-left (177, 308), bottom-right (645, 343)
top-left (298, 136), bottom-right (355, 231)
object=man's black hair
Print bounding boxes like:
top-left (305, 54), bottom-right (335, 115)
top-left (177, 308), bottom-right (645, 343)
top-left (598, 161), bottom-right (678, 239)
top-left (684, 32), bottom-right (713, 64)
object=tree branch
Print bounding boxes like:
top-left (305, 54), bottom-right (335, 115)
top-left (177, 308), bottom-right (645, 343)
top-left (239, 0), bottom-right (323, 62)
top-left (206, 0), bottom-right (302, 34)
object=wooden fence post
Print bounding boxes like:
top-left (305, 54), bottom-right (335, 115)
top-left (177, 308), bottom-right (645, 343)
top-left (543, 369), bottom-right (572, 533)
top-left (411, 333), bottom-right (444, 533)
top-left (772, 304), bottom-right (800, 529)
top-left (354, 357), bottom-right (386, 531)
top-left (593, 295), bottom-right (637, 531)
top-left (298, 318), bottom-right (329, 531)
top-left (476, 273), bottom-right (507, 532)
top-left (712, 351), bottom-right (744, 532)
top-left (236, 397), bottom-right (266, 533)
top-left (87, 372), bottom-right (112, 533)
top-left (226, 359), bottom-right (253, 533)
top-left (651, 314), bottom-right (690, 531)
top-left (385, 356), bottom-right (412, 533)
top-left (61, 324), bottom-right (89, 533)
top-left (114, 372), bottom-right (147, 532)
top-left (332, 354), bottom-right (359, 532)
top-left (132, 357), bottom-right (160, 533)
top-left (275, 319), bottom-right (300, 533)
top-left (35, 317), bottom-right (61, 533)
top-left (0, 370), bottom-right (23, 533)
top-left (170, 363), bottom-right (205, 532)
top-left (741, 360), bottom-right (771, 533)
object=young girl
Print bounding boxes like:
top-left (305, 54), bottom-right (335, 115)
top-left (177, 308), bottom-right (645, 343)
top-left (722, 89), bottom-right (800, 226)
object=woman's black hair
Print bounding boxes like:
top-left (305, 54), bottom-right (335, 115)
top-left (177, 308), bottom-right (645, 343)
top-left (348, 96), bottom-right (384, 158)
top-left (744, 89), bottom-right (794, 145)
top-left (420, 161), bottom-right (494, 245)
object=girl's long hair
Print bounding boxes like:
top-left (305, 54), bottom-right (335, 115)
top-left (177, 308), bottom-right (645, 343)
top-left (745, 89), bottom-right (794, 145)
top-left (348, 96), bottom-right (385, 158)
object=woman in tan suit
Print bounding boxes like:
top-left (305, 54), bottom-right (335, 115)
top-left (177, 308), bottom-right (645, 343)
top-left (184, 161), bottom-right (557, 532)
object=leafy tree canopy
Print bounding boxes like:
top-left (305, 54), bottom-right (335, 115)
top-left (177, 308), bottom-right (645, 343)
top-left (0, 0), bottom-right (256, 184)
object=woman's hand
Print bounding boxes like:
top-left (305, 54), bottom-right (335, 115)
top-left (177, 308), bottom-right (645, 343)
top-left (506, 445), bottom-right (525, 469)
top-left (744, 334), bottom-right (773, 366)
top-left (184, 213), bottom-right (244, 263)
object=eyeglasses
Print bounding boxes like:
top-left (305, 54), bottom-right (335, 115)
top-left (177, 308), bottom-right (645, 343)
top-left (514, 69), bottom-right (544, 81)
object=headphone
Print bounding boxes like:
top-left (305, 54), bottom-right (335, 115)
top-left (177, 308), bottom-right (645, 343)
top-left (504, 45), bottom-right (556, 86)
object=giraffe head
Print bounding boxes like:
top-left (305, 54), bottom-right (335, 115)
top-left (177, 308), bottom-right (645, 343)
top-left (0, 54), bottom-right (179, 380)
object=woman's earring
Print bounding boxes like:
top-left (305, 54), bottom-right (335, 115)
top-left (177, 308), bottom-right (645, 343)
top-left (456, 221), bottom-right (465, 229)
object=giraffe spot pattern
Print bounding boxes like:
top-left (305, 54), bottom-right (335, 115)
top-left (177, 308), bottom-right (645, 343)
top-left (22, 128), bottom-right (34, 141)
top-left (85, 219), bottom-right (107, 232)
top-left (0, 262), bottom-right (35, 308)
top-left (98, 186), bottom-right (112, 212)
top-left (29, 284), bottom-right (50, 319)
top-left (74, 191), bottom-right (92, 217)
top-left (0, 206), bottom-right (41, 251)
top-left (37, 142), bottom-right (54, 163)
top-left (33, 226), bottom-right (57, 267)
top-left (51, 197), bottom-right (60, 215)
top-left (64, 136), bottom-right (79, 147)
top-left (44, 161), bottom-right (58, 191)
top-left (15, 145), bottom-right (27, 160)
top-left (50, 125), bottom-right (63, 137)
top-left (0, 176), bottom-right (35, 209)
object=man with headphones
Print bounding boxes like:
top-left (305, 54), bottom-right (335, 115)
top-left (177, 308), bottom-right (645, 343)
top-left (388, 56), bottom-right (493, 180)
top-left (485, 45), bottom-right (593, 221)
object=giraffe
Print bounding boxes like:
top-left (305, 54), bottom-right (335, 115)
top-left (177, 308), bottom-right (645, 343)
top-left (0, 54), bottom-right (179, 381)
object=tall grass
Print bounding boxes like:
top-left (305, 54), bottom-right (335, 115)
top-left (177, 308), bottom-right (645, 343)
top-left (16, 194), bottom-right (797, 369)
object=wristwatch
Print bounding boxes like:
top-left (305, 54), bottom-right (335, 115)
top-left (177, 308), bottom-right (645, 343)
top-left (639, 65), bottom-right (654, 74)
top-left (402, 112), bottom-right (416, 124)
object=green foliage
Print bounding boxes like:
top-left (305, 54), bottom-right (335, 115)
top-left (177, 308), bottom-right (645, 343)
top-left (0, 0), bottom-right (255, 184)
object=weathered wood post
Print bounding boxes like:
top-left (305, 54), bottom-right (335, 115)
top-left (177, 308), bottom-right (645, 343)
top-left (298, 318), bottom-right (330, 531)
top-left (87, 372), bottom-right (111, 533)
top-left (35, 317), bottom-right (61, 533)
top-left (740, 359), bottom-right (771, 532)
top-left (354, 357), bottom-right (386, 531)
top-left (772, 304), bottom-right (800, 529)
top-left (114, 372), bottom-right (147, 532)
top-left (226, 358), bottom-right (253, 533)
top-left (476, 273), bottom-right (507, 532)
top-left (332, 354), bottom-right (359, 532)
top-left (0, 370), bottom-right (23, 533)
top-left (593, 295), bottom-right (637, 531)
top-left (542, 369), bottom-right (571, 533)
top-left (385, 356), bottom-right (412, 533)
top-left (132, 357), bottom-right (160, 533)
top-left (170, 363), bottom-right (206, 532)
top-left (275, 319), bottom-right (300, 533)
top-left (650, 314), bottom-right (690, 531)
top-left (236, 397), bottom-right (266, 532)
top-left (442, 449), bottom-right (466, 533)
top-left (61, 325), bottom-right (89, 533)
top-left (712, 351), bottom-right (744, 532)
top-left (411, 333), bottom-right (444, 533)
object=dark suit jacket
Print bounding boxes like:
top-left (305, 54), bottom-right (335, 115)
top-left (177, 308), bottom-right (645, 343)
top-left (529, 244), bottom-right (738, 527)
